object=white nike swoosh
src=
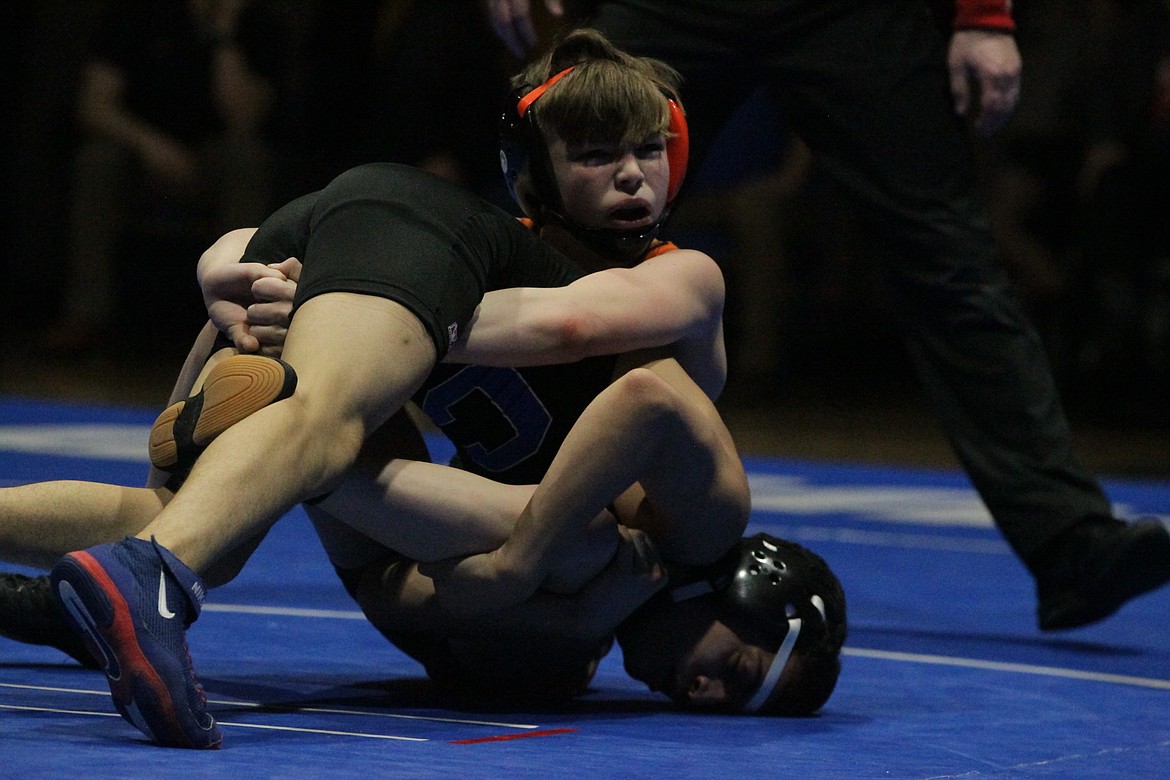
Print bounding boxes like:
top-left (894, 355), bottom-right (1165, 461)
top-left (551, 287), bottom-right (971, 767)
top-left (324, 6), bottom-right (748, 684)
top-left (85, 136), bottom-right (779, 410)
top-left (158, 570), bottom-right (176, 619)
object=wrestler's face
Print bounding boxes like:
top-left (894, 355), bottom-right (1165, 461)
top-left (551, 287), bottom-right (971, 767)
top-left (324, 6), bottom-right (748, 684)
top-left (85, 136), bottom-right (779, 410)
top-left (618, 597), bottom-right (777, 710)
top-left (547, 132), bottom-right (670, 230)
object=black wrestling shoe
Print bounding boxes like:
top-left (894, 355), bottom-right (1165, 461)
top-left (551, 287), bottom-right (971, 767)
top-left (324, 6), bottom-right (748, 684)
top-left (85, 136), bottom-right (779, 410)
top-left (149, 354), bottom-right (296, 477)
top-left (1036, 517), bottom-right (1170, 631)
top-left (0, 572), bottom-right (99, 668)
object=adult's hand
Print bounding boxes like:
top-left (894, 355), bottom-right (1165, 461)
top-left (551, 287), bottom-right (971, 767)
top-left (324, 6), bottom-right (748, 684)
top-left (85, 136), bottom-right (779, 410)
top-left (138, 133), bottom-right (198, 186)
top-left (947, 30), bottom-right (1022, 136)
top-left (485, 0), bottom-right (563, 58)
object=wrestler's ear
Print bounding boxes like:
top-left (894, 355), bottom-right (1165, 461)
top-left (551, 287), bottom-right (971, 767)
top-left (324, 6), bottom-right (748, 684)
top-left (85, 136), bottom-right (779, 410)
top-left (685, 674), bottom-right (723, 706)
top-left (512, 168), bottom-right (547, 220)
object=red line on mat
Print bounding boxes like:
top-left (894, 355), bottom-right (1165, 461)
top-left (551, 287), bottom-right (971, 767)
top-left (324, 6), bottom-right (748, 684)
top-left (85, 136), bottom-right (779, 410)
top-left (449, 728), bottom-right (578, 745)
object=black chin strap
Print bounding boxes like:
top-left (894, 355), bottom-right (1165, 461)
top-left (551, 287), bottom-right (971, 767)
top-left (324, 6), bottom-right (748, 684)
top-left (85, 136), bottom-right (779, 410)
top-left (543, 206), bottom-right (671, 264)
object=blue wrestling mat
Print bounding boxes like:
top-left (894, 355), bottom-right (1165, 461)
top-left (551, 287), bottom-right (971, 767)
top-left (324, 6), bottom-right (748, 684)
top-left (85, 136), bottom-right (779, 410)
top-left (2, 395), bottom-right (1169, 778)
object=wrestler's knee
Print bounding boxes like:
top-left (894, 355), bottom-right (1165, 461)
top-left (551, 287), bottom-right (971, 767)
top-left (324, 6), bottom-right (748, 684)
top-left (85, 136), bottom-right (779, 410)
top-left (608, 367), bottom-right (683, 422)
top-left (279, 389), bottom-right (368, 491)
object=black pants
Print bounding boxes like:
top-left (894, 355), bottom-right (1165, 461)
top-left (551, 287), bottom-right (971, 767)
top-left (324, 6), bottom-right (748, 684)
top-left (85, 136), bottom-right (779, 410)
top-left (586, 0), bottom-right (1113, 569)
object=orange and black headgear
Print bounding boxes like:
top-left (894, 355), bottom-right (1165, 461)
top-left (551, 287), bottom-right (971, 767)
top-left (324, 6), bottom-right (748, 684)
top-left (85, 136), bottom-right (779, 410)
top-left (499, 66), bottom-right (689, 261)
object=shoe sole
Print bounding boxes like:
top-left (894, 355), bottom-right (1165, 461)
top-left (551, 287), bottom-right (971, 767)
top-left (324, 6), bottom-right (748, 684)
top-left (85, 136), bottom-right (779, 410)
top-left (51, 552), bottom-right (222, 749)
top-left (149, 355), bottom-right (296, 471)
top-left (1039, 521), bottom-right (1170, 630)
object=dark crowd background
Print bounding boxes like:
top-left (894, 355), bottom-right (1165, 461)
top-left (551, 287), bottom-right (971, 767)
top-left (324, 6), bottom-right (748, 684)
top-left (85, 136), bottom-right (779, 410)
top-left (1, 1), bottom-right (1167, 449)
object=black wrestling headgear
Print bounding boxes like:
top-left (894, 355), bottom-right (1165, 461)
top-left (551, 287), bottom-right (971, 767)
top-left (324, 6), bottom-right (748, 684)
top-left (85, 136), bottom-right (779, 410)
top-left (667, 533), bottom-right (832, 713)
top-left (499, 66), bottom-right (689, 262)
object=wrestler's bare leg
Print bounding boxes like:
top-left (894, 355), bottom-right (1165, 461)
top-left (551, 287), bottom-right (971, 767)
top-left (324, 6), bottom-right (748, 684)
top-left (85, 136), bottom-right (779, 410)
top-left (135, 293), bottom-right (437, 578)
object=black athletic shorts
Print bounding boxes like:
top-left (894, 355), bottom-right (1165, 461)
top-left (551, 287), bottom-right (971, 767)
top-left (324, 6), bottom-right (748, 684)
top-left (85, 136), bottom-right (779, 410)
top-left (242, 163), bottom-right (578, 358)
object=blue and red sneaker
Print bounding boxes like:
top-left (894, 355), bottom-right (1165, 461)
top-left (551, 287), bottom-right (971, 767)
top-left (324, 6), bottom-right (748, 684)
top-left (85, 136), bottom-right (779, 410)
top-left (50, 537), bottom-right (221, 749)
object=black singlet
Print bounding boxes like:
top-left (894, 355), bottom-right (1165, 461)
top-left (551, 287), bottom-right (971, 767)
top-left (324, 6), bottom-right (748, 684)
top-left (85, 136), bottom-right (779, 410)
top-left (413, 357), bottom-right (618, 484)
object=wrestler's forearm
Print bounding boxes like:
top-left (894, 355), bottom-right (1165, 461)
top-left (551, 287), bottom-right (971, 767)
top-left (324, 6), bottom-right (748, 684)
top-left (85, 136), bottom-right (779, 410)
top-left (446, 253), bottom-right (723, 373)
top-left (195, 228), bottom-right (258, 289)
top-left (323, 456), bottom-right (620, 589)
top-left (319, 460), bottom-right (531, 562)
top-left (366, 529), bottom-right (663, 643)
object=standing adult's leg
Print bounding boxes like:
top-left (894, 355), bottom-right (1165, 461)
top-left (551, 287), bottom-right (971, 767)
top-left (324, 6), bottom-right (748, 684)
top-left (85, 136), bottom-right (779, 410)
top-left (774, 2), bottom-right (1105, 549)
top-left (48, 138), bottom-right (129, 348)
top-left (774, 0), bottom-right (1169, 626)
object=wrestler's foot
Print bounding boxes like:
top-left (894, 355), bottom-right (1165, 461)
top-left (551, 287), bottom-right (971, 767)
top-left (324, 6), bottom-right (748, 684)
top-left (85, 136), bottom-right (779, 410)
top-left (0, 572), bottom-right (99, 668)
top-left (51, 537), bottom-right (220, 749)
top-left (149, 354), bottom-right (296, 475)
top-left (1036, 516), bottom-right (1170, 631)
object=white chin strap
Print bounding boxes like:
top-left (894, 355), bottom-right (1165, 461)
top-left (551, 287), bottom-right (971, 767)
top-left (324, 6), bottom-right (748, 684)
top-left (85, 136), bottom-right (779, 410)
top-left (745, 595), bottom-right (826, 713)
top-left (746, 616), bottom-right (800, 713)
